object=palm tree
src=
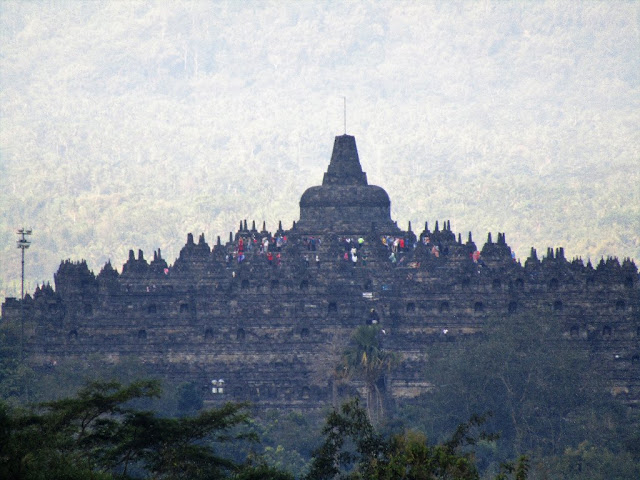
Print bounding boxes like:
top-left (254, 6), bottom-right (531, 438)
top-left (338, 325), bottom-right (400, 424)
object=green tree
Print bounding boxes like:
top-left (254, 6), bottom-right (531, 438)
top-left (422, 313), bottom-right (602, 453)
top-left (537, 441), bottom-right (640, 480)
top-left (0, 380), bottom-right (160, 480)
top-left (0, 380), bottom-right (290, 480)
top-left (231, 463), bottom-right (294, 480)
top-left (305, 398), bottom-right (521, 480)
top-left (338, 325), bottom-right (400, 423)
top-left (303, 398), bottom-right (387, 480)
top-left (248, 409), bottom-right (322, 478)
top-left (399, 310), bottom-right (639, 476)
top-left (0, 319), bottom-right (35, 405)
top-left (90, 401), bottom-right (255, 479)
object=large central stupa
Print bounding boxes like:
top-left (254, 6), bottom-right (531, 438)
top-left (297, 135), bottom-right (400, 234)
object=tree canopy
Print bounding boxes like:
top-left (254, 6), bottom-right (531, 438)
top-left (338, 325), bottom-right (400, 423)
top-left (0, 380), bottom-right (290, 480)
top-left (394, 311), bottom-right (640, 476)
top-left (304, 398), bottom-right (528, 480)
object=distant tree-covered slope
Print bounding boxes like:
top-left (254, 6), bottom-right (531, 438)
top-left (1, 0), bottom-right (638, 300)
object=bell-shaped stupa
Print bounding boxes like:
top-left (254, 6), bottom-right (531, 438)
top-left (297, 134), bottom-right (399, 234)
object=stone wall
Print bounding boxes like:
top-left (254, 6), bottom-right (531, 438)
top-left (3, 223), bottom-right (638, 410)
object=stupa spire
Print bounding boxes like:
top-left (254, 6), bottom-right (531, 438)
top-left (322, 135), bottom-right (368, 186)
top-left (297, 134), bottom-right (399, 234)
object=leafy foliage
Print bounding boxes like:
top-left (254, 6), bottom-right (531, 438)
top-left (396, 311), bottom-right (640, 476)
top-left (304, 398), bottom-right (383, 480)
top-left (304, 398), bottom-right (524, 480)
top-left (248, 409), bottom-right (322, 478)
top-left (338, 325), bottom-right (400, 423)
top-left (1, 342), bottom-right (638, 479)
top-left (0, 319), bottom-right (27, 402)
top-left (0, 380), bottom-right (278, 480)
top-left (535, 441), bottom-right (640, 480)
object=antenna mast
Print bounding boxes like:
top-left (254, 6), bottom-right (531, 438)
top-left (343, 96), bottom-right (347, 134)
top-left (17, 228), bottom-right (32, 363)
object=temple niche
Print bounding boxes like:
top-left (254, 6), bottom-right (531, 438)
top-left (1, 134), bottom-right (639, 410)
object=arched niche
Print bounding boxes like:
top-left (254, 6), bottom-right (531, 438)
top-left (237, 328), bottom-right (246, 341)
top-left (301, 386), bottom-right (311, 399)
top-left (204, 328), bottom-right (214, 341)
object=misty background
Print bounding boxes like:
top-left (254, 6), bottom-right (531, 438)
top-left (1, 0), bottom-right (639, 300)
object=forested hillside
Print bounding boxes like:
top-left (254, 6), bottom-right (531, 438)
top-left (1, 0), bottom-right (639, 300)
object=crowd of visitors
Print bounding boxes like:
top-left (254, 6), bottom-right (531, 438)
top-left (220, 226), bottom-right (488, 273)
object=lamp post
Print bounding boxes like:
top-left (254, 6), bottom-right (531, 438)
top-left (17, 228), bottom-right (32, 362)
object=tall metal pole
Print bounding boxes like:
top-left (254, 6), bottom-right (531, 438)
top-left (343, 96), bottom-right (347, 134)
top-left (17, 228), bottom-right (31, 363)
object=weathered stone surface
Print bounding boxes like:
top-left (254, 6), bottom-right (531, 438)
top-left (2, 135), bottom-right (639, 410)
top-left (297, 135), bottom-right (399, 234)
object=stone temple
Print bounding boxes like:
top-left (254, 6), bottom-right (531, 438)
top-left (2, 134), bottom-right (639, 408)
